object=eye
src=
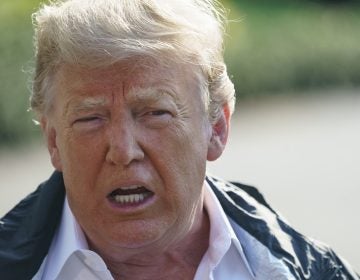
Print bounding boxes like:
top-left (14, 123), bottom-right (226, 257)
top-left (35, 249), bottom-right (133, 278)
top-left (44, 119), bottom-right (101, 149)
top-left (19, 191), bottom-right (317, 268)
top-left (146, 110), bottom-right (171, 116)
top-left (75, 116), bottom-right (101, 123)
top-left (139, 109), bottom-right (173, 128)
top-left (72, 115), bottom-right (106, 131)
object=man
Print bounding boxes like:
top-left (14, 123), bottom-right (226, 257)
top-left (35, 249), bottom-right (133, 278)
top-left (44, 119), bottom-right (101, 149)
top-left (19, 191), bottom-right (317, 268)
top-left (0, 0), bottom-right (358, 279)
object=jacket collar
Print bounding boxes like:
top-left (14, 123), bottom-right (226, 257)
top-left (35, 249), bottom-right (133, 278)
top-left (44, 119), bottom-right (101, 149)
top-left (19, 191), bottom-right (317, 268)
top-left (0, 171), bottom-right (65, 279)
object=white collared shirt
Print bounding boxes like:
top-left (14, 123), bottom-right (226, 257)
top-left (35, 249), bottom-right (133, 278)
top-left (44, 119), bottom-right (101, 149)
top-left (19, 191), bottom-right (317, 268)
top-left (35, 197), bottom-right (113, 280)
top-left (194, 182), bottom-right (255, 279)
top-left (34, 182), bottom-right (256, 280)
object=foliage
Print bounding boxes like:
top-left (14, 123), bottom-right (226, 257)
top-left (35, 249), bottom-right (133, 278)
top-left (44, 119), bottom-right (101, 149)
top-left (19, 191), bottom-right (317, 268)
top-left (0, 0), bottom-right (42, 146)
top-left (0, 0), bottom-right (359, 146)
top-left (223, 0), bottom-right (360, 97)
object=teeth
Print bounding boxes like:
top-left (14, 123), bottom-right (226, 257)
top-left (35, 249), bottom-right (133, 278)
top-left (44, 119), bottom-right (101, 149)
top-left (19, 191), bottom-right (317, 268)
top-left (114, 193), bottom-right (150, 204)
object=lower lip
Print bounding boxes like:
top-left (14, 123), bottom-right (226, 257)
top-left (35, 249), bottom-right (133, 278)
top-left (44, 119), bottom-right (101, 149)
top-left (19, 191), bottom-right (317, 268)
top-left (106, 193), bottom-right (156, 212)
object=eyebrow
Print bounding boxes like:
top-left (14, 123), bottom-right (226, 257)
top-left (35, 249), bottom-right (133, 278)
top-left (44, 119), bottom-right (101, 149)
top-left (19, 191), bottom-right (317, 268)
top-left (126, 86), bottom-right (178, 104)
top-left (65, 96), bottom-right (108, 116)
top-left (63, 86), bottom-right (179, 117)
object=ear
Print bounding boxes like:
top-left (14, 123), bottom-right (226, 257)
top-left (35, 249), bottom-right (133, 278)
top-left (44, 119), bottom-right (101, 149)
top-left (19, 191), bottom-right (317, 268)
top-left (207, 104), bottom-right (231, 161)
top-left (41, 117), bottom-right (63, 171)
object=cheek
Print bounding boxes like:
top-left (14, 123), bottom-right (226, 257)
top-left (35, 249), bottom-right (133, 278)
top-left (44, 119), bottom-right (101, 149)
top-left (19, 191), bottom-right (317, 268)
top-left (62, 130), bottom-right (106, 161)
top-left (144, 124), bottom-right (208, 200)
top-left (58, 131), bottom-right (107, 189)
top-left (60, 134), bottom-right (108, 225)
top-left (145, 125), bottom-right (208, 175)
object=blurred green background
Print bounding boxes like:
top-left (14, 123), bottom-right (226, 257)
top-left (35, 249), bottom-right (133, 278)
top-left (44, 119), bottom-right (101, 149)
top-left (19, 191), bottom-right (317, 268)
top-left (0, 0), bottom-right (360, 147)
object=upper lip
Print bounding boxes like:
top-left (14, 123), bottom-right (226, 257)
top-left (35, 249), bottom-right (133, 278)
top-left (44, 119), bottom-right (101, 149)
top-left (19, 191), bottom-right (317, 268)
top-left (106, 180), bottom-right (154, 196)
top-left (119, 185), bottom-right (144, 191)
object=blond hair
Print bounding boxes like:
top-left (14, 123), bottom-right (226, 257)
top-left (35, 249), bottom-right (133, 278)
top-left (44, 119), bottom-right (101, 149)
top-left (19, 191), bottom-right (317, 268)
top-left (31, 0), bottom-right (235, 123)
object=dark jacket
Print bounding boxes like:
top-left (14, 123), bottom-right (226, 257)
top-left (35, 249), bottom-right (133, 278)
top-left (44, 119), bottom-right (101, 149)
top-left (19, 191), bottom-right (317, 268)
top-left (0, 171), bottom-right (359, 279)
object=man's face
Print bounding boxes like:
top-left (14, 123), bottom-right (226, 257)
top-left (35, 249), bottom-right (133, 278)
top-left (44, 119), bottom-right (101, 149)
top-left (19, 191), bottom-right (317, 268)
top-left (44, 60), bottom-right (226, 254)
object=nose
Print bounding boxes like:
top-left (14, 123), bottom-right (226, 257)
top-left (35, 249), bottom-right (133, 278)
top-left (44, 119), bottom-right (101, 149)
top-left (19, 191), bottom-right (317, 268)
top-left (105, 119), bottom-right (144, 166)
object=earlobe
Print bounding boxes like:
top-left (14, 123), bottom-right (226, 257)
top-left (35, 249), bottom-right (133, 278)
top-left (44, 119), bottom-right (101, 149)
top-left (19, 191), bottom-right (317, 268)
top-left (207, 105), bottom-right (231, 161)
top-left (41, 117), bottom-right (63, 171)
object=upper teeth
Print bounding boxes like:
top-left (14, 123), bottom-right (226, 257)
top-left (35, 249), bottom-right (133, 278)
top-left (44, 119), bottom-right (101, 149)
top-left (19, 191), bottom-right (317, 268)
top-left (114, 193), bottom-right (150, 204)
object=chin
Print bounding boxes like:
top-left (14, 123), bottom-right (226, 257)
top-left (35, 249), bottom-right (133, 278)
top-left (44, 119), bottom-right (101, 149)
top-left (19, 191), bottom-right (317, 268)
top-left (105, 220), bottom-right (169, 249)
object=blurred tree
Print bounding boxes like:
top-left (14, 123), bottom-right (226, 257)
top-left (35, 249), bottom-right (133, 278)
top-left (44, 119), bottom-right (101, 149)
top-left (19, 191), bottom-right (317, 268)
top-left (310, 0), bottom-right (359, 4)
top-left (0, 0), bottom-right (42, 147)
top-left (0, 0), bottom-right (359, 146)
top-left (223, 0), bottom-right (360, 97)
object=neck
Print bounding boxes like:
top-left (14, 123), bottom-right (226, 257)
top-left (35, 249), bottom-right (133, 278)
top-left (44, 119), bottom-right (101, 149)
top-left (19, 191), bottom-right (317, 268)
top-left (95, 209), bottom-right (210, 280)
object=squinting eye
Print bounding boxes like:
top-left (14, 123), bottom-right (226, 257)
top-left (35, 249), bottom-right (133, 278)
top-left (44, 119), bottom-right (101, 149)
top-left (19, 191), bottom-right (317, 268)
top-left (72, 116), bottom-right (105, 130)
top-left (147, 110), bottom-right (170, 116)
top-left (139, 109), bottom-right (173, 128)
top-left (76, 116), bottom-right (100, 123)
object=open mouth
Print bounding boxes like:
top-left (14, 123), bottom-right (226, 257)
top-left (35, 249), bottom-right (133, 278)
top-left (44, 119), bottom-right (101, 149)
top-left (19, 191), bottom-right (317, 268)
top-left (108, 185), bottom-right (154, 206)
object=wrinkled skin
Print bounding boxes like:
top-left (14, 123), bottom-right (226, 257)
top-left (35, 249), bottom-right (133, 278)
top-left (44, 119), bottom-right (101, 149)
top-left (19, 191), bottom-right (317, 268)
top-left (42, 59), bottom-right (229, 278)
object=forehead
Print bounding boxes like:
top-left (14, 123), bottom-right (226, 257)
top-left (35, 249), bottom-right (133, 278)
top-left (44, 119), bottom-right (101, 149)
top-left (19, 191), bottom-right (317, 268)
top-left (53, 59), bottom-right (200, 99)
top-left (49, 59), bottom-right (207, 118)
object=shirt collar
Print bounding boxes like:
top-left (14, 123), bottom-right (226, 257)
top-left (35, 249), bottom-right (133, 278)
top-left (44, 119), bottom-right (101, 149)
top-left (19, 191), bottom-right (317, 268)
top-left (202, 181), bottom-right (255, 278)
top-left (43, 181), bottom-right (255, 279)
top-left (42, 197), bottom-right (88, 280)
